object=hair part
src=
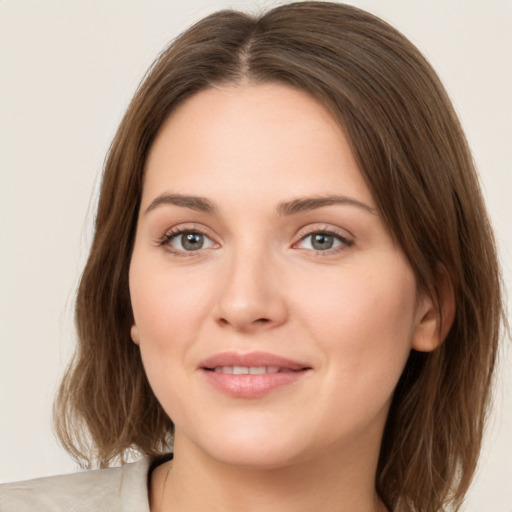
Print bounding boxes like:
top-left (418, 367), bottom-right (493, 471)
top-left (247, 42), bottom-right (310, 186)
top-left (54, 3), bottom-right (504, 511)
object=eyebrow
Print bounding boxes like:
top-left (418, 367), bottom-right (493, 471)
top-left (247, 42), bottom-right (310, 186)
top-left (145, 194), bottom-right (217, 215)
top-left (276, 195), bottom-right (376, 216)
top-left (145, 193), bottom-right (376, 216)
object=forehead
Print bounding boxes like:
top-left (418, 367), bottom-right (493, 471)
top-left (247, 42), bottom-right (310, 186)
top-left (142, 83), bottom-right (373, 209)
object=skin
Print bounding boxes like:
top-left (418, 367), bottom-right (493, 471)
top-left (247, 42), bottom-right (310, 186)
top-left (129, 83), bottom-right (443, 512)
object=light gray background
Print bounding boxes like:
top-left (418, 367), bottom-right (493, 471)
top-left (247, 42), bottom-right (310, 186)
top-left (1, 1), bottom-right (511, 509)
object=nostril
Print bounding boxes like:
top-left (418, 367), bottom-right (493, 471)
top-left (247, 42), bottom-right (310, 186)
top-left (254, 318), bottom-right (270, 324)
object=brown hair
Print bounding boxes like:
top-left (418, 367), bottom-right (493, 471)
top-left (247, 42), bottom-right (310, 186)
top-left (54, 2), bottom-right (504, 510)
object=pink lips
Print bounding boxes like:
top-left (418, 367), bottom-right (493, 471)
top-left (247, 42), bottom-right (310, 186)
top-left (199, 351), bottom-right (311, 398)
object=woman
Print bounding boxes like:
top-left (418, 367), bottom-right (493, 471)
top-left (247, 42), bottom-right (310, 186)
top-left (0, 2), bottom-right (505, 511)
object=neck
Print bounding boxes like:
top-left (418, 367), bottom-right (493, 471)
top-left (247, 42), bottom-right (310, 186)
top-left (152, 434), bottom-right (387, 512)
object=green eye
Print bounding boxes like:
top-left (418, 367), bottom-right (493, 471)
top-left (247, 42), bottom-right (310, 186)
top-left (310, 233), bottom-right (335, 250)
top-left (168, 231), bottom-right (215, 252)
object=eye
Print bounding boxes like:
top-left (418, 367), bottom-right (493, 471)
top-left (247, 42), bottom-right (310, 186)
top-left (163, 230), bottom-right (216, 253)
top-left (296, 231), bottom-right (352, 252)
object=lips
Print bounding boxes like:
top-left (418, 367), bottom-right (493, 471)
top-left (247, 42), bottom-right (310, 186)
top-left (199, 351), bottom-right (311, 398)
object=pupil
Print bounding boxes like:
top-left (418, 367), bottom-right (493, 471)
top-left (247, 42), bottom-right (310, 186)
top-left (312, 233), bottom-right (333, 250)
top-left (182, 233), bottom-right (203, 250)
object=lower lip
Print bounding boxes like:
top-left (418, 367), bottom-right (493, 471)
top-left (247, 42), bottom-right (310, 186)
top-left (201, 369), bottom-right (310, 398)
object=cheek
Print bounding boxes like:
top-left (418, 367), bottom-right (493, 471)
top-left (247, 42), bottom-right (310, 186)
top-left (129, 258), bottom-right (216, 420)
top-left (296, 254), bottom-right (417, 396)
top-left (301, 259), bottom-right (415, 338)
top-left (130, 259), bottom-right (212, 349)
top-left (128, 254), bottom-right (217, 406)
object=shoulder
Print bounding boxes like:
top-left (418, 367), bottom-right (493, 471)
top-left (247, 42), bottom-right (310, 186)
top-left (0, 458), bottom-right (152, 512)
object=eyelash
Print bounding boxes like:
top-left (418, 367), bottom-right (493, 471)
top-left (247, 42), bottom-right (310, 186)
top-left (157, 226), bottom-right (354, 256)
top-left (294, 228), bottom-right (354, 255)
top-left (157, 226), bottom-right (214, 257)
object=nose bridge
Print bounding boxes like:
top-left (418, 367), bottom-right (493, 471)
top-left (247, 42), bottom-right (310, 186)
top-left (215, 237), bottom-right (287, 331)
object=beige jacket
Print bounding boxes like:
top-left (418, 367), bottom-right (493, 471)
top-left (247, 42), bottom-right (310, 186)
top-left (0, 458), bottom-right (152, 512)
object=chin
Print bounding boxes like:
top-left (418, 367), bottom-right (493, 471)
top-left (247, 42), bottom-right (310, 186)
top-left (175, 415), bottom-right (317, 470)
top-left (205, 439), bottom-right (310, 470)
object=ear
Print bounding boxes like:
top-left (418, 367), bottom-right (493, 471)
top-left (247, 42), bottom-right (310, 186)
top-left (411, 266), bottom-right (456, 352)
top-left (130, 324), bottom-right (140, 345)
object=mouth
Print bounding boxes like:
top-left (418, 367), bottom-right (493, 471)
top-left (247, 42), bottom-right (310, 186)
top-left (199, 352), bottom-right (312, 398)
top-left (206, 366), bottom-right (300, 375)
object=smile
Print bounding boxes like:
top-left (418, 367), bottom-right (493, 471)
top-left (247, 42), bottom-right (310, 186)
top-left (211, 366), bottom-right (295, 374)
top-left (199, 352), bottom-right (311, 398)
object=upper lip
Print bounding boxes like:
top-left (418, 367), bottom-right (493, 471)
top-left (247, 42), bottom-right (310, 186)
top-left (199, 351), bottom-right (310, 371)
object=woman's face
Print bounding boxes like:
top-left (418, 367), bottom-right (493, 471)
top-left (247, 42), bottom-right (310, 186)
top-left (129, 83), bottom-right (434, 469)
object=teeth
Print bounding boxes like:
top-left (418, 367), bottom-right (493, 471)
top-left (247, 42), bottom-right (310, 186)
top-left (213, 366), bottom-right (282, 374)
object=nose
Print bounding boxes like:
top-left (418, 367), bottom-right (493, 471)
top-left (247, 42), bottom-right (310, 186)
top-left (214, 245), bottom-right (288, 333)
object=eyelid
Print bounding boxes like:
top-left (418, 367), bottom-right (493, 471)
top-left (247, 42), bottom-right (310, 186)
top-left (295, 222), bottom-right (354, 239)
